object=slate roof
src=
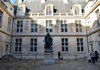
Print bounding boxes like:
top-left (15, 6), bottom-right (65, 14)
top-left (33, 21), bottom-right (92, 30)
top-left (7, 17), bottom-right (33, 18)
top-left (14, 0), bottom-right (87, 14)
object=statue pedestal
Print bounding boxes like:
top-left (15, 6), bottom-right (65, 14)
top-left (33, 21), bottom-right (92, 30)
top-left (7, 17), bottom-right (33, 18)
top-left (45, 47), bottom-right (53, 52)
top-left (43, 51), bottom-right (54, 64)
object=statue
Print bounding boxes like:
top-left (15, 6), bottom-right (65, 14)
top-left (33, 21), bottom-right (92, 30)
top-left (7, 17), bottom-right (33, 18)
top-left (44, 33), bottom-right (52, 49)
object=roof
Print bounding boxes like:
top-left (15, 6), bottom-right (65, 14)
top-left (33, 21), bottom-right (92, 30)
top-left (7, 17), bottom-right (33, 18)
top-left (14, 0), bottom-right (87, 14)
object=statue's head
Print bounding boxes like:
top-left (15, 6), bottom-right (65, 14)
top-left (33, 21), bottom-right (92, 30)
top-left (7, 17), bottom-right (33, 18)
top-left (47, 33), bottom-right (50, 35)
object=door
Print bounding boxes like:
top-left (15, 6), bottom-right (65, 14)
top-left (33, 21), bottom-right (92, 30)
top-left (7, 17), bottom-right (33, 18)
top-left (90, 44), bottom-right (93, 52)
top-left (5, 43), bottom-right (9, 55)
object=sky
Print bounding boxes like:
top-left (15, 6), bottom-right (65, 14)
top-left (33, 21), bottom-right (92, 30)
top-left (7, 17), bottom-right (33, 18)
top-left (10, 0), bottom-right (16, 3)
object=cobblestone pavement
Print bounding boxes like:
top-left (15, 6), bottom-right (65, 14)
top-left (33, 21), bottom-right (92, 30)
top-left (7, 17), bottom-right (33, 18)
top-left (0, 59), bottom-right (100, 70)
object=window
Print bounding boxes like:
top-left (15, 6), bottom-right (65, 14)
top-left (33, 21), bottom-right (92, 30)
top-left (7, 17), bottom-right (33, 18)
top-left (30, 38), bottom-right (37, 52)
top-left (22, 0), bottom-right (24, 2)
top-left (5, 44), bottom-right (9, 51)
top-left (61, 38), bottom-right (68, 52)
top-left (97, 20), bottom-right (100, 27)
top-left (10, 7), bottom-right (12, 11)
top-left (98, 41), bottom-right (100, 47)
top-left (95, 9), bottom-right (99, 15)
top-left (77, 38), bottom-right (84, 52)
top-left (15, 39), bottom-right (22, 52)
top-left (3, 0), bottom-right (8, 2)
top-left (18, 7), bottom-right (24, 16)
top-left (46, 6), bottom-right (52, 15)
top-left (75, 7), bottom-right (79, 15)
top-left (7, 18), bottom-right (12, 33)
top-left (46, 20), bottom-right (53, 32)
top-left (0, 10), bottom-right (3, 28)
top-left (61, 20), bottom-right (67, 32)
top-left (31, 21), bottom-right (38, 32)
top-left (16, 21), bottom-right (23, 33)
top-left (75, 20), bottom-right (82, 32)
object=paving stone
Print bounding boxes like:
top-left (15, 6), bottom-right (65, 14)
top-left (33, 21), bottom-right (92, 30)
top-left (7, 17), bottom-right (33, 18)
top-left (0, 59), bottom-right (100, 70)
top-left (43, 59), bottom-right (54, 64)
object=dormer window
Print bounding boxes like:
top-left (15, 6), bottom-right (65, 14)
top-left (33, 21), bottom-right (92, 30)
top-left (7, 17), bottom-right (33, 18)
top-left (75, 7), bottom-right (79, 15)
top-left (72, 4), bottom-right (82, 16)
top-left (18, 7), bottom-right (24, 16)
top-left (17, 4), bottom-right (26, 16)
top-left (44, 3), bottom-right (54, 16)
top-left (46, 6), bottom-right (52, 15)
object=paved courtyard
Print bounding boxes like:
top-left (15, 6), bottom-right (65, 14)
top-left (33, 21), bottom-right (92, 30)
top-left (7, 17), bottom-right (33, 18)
top-left (0, 59), bottom-right (100, 70)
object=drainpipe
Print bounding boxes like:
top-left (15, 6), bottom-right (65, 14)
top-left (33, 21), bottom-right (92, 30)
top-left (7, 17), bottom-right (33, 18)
top-left (10, 17), bottom-right (14, 55)
top-left (86, 21), bottom-right (89, 53)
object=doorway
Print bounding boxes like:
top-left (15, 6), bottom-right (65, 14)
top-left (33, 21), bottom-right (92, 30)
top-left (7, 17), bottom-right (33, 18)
top-left (5, 43), bottom-right (10, 55)
top-left (90, 44), bottom-right (93, 52)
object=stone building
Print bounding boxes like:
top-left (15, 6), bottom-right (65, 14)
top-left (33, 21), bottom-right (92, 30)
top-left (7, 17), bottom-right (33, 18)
top-left (0, 0), bottom-right (100, 59)
top-left (0, 0), bottom-right (14, 58)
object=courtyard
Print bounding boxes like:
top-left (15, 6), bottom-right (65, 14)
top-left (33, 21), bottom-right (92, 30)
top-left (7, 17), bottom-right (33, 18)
top-left (0, 59), bottom-right (100, 70)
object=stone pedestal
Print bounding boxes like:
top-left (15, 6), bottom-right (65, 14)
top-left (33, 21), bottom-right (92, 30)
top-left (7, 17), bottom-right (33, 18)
top-left (43, 52), bottom-right (54, 64)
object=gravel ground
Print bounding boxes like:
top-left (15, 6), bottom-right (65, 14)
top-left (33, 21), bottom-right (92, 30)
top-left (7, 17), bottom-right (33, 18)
top-left (0, 59), bottom-right (100, 70)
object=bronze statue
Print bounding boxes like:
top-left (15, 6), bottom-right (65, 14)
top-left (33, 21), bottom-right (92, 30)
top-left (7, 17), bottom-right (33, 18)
top-left (44, 33), bottom-right (52, 49)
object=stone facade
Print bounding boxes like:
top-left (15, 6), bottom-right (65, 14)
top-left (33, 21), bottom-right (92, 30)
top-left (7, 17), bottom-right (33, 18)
top-left (0, 0), bottom-right (100, 59)
top-left (0, 0), bottom-right (13, 57)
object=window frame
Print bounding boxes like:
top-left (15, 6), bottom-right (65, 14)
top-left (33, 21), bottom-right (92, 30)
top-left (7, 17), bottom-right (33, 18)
top-left (15, 38), bottom-right (22, 52)
top-left (46, 20), bottom-right (53, 33)
top-left (31, 20), bottom-right (38, 33)
top-left (75, 20), bottom-right (82, 32)
top-left (61, 20), bottom-right (67, 32)
top-left (77, 38), bottom-right (84, 52)
top-left (16, 20), bottom-right (23, 33)
top-left (75, 7), bottom-right (80, 15)
top-left (30, 38), bottom-right (37, 52)
top-left (7, 17), bottom-right (12, 33)
top-left (61, 38), bottom-right (68, 52)
top-left (46, 6), bottom-right (52, 16)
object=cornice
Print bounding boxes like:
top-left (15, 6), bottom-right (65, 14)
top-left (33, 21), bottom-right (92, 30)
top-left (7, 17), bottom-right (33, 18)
top-left (84, 1), bottom-right (100, 18)
top-left (0, 29), bottom-right (11, 36)
top-left (87, 27), bottom-right (100, 36)
top-left (12, 34), bottom-right (86, 37)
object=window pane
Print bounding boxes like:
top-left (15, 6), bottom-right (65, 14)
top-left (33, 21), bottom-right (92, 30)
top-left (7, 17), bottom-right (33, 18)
top-left (62, 47), bottom-right (64, 51)
top-left (15, 47), bottom-right (18, 51)
top-left (77, 47), bottom-right (80, 51)
top-left (62, 39), bottom-right (64, 42)
top-left (66, 47), bottom-right (68, 51)
top-left (30, 43), bottom-right (33, 46)
top-left (61, 24), bottom-right (63, 27)
top-left (61, 28), bottom-right (64, 32)
top-left (65, 24), bottom-right (67, 27)
top-left (34, 43), bottom-right (37, 46)
top-left (16, 39), bottom-right (18, 42)
top-left (34, 39), bottom-right (37, 42)
top-left (65, 39), bottom-right (68, 42)
top-left (80, 39), bottom-right (83, 42)
top-left (19, 47), bottom-right (21, 51)
top-left (76, 28), bottom-right (78, 32)
top-left (30, 47), bottom-right (33, 52)
top-left (46, 20), bottom-right (52, 32)
top-left (19, 43), bottom-right (22, 46)
top-left (81, 47), bottom-right (84, 51)
top-left (34, 47), bottom-right (37, 52)
top-left (16, 21), bottom-right (23, 32)
top-left (77, 39), bottom-right (79, 42)
top-left (65, 43), bottom-right (68, 45)
top-left (62, 43), bottom-right (64, 46)
top-left (65, 28), bottom-right (67, 32)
